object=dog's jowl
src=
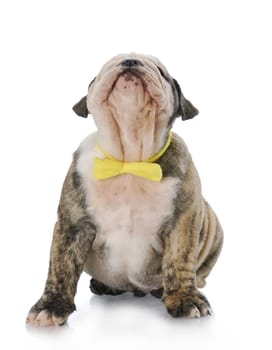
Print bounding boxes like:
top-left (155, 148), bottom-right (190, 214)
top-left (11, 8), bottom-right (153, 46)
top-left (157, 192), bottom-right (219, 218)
top-left (26, 54), bottom-right (223, 326)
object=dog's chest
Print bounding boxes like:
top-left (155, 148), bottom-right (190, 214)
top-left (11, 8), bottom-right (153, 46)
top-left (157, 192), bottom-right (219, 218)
top-left (76, 135), bottom-right (179, 290)
top-left (90, 175), bottom-right (176, 247)
top-left (87, 176), bottom-right (178, 288)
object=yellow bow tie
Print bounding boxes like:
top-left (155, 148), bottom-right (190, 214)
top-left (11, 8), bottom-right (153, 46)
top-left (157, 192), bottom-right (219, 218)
top-left (94, 158), bottom-right (163, 182)
top-left (94, 132), bottom-right (172, 182)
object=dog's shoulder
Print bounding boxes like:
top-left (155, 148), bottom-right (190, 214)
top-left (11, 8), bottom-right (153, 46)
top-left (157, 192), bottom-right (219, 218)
top-left (76, 132), bottom-right (98, 161)
top-left (158, 132), bottom-right (191, 179)
top-left (57, 133), bottom-right (97, 220)
top-left (75, 132), bottom-right (100, 181)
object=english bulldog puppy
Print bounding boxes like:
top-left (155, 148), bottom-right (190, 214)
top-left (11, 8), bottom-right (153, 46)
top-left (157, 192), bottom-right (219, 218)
top-left (26, 54), bottom-right (223, 326)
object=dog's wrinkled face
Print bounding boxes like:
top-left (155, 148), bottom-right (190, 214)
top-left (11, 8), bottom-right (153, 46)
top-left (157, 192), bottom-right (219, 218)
top-left (88, 54), bottom-right (174, 118)
top-left (73, 54), bottom-right (198, 161)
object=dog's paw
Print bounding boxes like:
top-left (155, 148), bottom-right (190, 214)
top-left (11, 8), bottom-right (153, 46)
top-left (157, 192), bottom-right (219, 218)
top-left (26, 309), bottom-right (68, 327)
top-left (26, 295), bottom-right (75, 327)
top-left (163, 288), bottom-right (212, 318)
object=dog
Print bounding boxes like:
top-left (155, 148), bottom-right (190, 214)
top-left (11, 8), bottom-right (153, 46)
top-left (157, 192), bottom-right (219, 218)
top-left (26, 54), bottom-right (223, 326)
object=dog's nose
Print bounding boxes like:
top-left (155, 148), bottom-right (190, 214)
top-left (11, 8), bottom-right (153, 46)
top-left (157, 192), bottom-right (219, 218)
top-left (121, 59), bottom-right (142, 68)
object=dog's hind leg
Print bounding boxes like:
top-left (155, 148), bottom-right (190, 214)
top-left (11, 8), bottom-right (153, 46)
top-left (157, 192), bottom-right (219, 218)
top-left (196, 203), bottom-right (223, 288)
top-left (196, 229), bottom-right (223, 288)
top-left (90, 279), bottom-right (162, 298)
top-left (90, 278), bottom-right (125, 296)
top-left (150, 288), bottom-right (163, 299)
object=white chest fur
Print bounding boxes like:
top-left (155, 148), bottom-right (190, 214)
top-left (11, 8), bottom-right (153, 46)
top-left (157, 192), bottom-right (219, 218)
top-left (76, 134), bottom-right (179, 291)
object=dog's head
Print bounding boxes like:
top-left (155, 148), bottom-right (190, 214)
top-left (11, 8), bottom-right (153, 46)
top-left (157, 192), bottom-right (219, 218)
top-left (73, 54), bottom-right (198, 123)
top-left (73, 54), bottom-right (198, 160)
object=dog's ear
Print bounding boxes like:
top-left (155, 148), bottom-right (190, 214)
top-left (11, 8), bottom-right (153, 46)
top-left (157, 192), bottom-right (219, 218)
top-left (72, 78), bottom-right (96, 118)
top-left (173, 78), bottom-right (199, 120)
top-left (72, 96), bottom-right (89, 118)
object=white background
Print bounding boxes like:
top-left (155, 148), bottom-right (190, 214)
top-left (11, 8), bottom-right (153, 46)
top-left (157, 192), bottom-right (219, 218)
top-left (0, 0), bottom-right (271, 349)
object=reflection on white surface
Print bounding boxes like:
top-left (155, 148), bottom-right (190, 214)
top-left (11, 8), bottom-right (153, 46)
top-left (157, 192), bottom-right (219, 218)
top-left (12, 271), bottom-right (257, 350)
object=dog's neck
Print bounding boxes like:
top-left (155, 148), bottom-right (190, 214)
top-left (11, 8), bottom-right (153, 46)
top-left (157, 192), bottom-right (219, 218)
top-left (95, 103), bottom-right (169, 162)
top-left (94, 79), bottom-right (169, 161)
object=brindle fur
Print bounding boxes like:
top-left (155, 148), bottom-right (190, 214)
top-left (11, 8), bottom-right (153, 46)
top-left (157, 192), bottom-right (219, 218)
top-left (28, 157), bottom-right (97, 324)
top-left (27, 133), bottom-right (223, 323)
top-left (27, 54), bottom-right (223, 325)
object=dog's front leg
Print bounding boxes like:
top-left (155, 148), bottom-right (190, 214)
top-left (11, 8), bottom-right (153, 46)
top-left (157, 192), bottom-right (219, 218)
top-left (26, 219), bottom-right (92, 326)
top-left (162, 207), bottom-right (212, 318)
